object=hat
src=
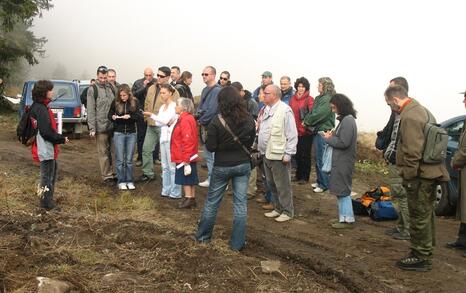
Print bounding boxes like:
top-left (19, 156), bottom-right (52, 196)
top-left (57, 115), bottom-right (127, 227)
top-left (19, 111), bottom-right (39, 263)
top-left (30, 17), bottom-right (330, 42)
top-left (261, 71), bottom-right (272, 78)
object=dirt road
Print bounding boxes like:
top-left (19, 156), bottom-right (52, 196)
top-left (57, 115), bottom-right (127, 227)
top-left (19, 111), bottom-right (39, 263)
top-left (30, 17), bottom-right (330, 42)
top-left (0, 115), bottom-right (465, 292)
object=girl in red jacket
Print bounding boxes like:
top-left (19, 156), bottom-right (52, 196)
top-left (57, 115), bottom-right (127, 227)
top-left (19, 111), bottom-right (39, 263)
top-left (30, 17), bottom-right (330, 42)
top-left (171, 98), bottom-right (199, 209)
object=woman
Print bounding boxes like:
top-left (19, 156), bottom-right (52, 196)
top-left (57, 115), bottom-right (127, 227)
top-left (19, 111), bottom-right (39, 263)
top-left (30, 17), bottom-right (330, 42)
top-left (30, 80), bottom-right (69, 210)
top-left (171, 98), bottom-right (199, 208)
top-left (447, 91), bottom-right (466, 258)
top-left (108, 84), bottom-right (141, 190)
top-left (303, 77), bottom-right (336, 193)
top-left (289, 77), bottom-right (314, 184)
top-left (174, 71), bottom-right (193, 102)
top-left (321, 94), bottom-right (357, 229)
top-left (143, 84), bottom-right (181, 198)
top-left (196, 86), bottom-right (256, 251)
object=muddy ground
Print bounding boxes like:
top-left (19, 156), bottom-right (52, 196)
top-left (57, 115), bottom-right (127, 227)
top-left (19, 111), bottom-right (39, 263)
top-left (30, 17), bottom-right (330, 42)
top-left (0, 113), bottom-right (465, 292)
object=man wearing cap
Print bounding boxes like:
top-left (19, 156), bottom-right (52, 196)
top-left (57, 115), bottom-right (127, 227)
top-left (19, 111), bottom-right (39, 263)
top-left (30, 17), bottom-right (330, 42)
top-left (138, 66), bottom-right (180, 182)
top-left (87, 65), bottom-right (116, 184)
top-left (253, 71), bottom-right (274, 109)
top-left (446, 90), bottom-right (466, 258)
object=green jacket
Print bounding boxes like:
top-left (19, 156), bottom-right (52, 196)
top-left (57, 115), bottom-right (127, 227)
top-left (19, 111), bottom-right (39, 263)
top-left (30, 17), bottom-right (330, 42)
top-left (303, 92), bottom-right (335, 132)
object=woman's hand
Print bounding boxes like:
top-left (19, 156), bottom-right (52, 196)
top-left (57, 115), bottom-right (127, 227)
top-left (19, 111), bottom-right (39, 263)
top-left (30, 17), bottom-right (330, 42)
top-left (122, 114), bottom-right (131, 120)
top-left (112, 114), bottom-right (118, 120)
top-left (322, 130), bottom-right (333, 139)
top-left (143, 111), bottom-right (153, 117)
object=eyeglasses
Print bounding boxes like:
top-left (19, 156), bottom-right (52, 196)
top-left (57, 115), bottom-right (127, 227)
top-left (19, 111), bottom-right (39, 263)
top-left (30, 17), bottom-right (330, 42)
top-left (144, 74), bottom-right (153, 77)
top-left (201, 73), bottom-right (210, 77)
top-left (220, 77), bottom-right (228, 81)
top-left (97, 66), bottom-right (108, 73)
top-left (157, 74), bottom-right (167, 78)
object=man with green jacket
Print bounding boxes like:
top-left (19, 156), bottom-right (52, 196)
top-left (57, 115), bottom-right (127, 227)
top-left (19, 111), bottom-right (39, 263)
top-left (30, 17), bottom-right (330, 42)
top-left (303, 77), bottom-right (336, 193)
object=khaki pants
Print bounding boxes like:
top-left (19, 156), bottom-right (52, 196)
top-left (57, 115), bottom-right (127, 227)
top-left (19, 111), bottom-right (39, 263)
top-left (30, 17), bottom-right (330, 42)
top-left (96, 132), bottom-right (114, 180)
top-left (247, 167), bottom-right (257, 196)
top-left (388, 164), bottom-right (410, 234)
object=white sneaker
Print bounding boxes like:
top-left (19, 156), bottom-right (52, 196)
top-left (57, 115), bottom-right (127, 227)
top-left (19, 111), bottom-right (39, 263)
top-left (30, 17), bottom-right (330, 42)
top-left (264, 210), bottom-right (281, 218)
top-left (127, 182), bottom-right (135, 190)
top-left (311, 183), bottom-right (318, 188)
top-left (275, 214), bottom-right (292, 222)
top-left (199, 180), bottom-right (210, 188)
top-left (313, 187), bottom-right (325, 193)
top-left (118, 183), bottom-right (128, 190)
top-left (350, 191), bottom-right (357, 196)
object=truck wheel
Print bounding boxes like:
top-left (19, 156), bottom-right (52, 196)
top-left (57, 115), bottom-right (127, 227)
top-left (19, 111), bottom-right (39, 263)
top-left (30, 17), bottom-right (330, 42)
top-left (435, 183), bottom-right (455, 216)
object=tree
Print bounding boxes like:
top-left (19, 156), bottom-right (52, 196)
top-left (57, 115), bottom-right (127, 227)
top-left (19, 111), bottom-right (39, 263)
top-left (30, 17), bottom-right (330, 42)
top-left (0, 0), bottom-right (52, 84)
top-left (51, 62), bottom-right (68, 80)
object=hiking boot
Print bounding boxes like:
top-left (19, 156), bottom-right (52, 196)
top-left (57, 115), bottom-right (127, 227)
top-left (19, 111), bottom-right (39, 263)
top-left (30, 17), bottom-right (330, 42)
top-left (262, 203), bottom-right (274, 210)
top-left (135, 160), bottom-right (142, 167)
top-left (178, 197), bottom-right (196, 209)
top-left (256, 197), bottom-right (267, 203)
top-left (445, 241), bottom-right (466, 250)
top-left (275, 214), bottom-right (292, 222)
top-left (392, 231), bottom-right (411, 240)
top-left (264, 210), bottom-right (280, 218)
top-left (331, 222), bottom-right (355, 229)
top-left (396, 253), bottom-right (432, 272)
top-left (385, 227), bottom-right (400, 236)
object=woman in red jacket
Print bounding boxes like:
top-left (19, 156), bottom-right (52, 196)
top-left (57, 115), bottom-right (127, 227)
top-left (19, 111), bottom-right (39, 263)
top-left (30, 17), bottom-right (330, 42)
top-left (171, 97), bottom-right (199, 209)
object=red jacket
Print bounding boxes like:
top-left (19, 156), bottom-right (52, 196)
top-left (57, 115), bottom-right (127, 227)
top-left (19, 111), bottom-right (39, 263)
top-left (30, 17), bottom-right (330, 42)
top-left (289, 91), bottom-right (314, 136)
top-left (171, 112), bottom-right (199, 164)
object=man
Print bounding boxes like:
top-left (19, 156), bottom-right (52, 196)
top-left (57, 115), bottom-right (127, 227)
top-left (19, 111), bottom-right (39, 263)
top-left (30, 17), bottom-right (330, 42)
top-left (385, 85), bottom-right (450, 271)
top-left (218, 71), bottom-right (231, 87)
top-left (253, 71), bottom-right (273, 109)
top-left (280, 76), bottom-right (295, 105)
top-left (258, 85), bottom-right (298, 222)
top-left (107, 69), bottom-right (119, 95)
top-left (196, 66), bottom-right (222, 187)
top-left (446, 90), bottom-right (466, 258)
top-left (80, 78), bottom-right (95, 107)
top-left (132, 68), bottom-right (156, 166)
top-left (87, 65), bottom-right (116, 184)
top-left (139, 66), bottom-right (180, 182)
top-left (377, 77), bottom-right (411, 241)
top-left (170, 66), bottom-right (180, 87)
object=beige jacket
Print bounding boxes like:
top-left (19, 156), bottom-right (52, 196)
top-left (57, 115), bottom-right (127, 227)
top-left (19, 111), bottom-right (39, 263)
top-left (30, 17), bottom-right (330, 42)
top-left (144, 84), bottom-right (180, 126)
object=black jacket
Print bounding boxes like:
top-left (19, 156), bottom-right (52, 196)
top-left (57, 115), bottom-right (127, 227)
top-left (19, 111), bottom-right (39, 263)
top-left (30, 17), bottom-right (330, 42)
top-left (107, 100), bottom-right (142, 133)
top-left (175, 82), bottom-right (193, 102)
top-left (131, 78), bottom-right (156, 105)
top-left (375, 111), bottom-right (396, 152)
top-left (29, 102), bottom-right (65, 144)
top-left (206, 114), bottom-right (256, 167)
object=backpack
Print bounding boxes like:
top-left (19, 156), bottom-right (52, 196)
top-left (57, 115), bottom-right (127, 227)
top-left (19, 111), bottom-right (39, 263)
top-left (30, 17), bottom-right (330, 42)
top-left (16, 109), bottom-right (37, 146)
top-left (83, 84), bottom-right (116, 108)
top-left (352, 186), bottom-right (392, 216)
top-left (422, 108), bottom-right (448, 164)
top-left (369, 201), bottom-right (398, 221)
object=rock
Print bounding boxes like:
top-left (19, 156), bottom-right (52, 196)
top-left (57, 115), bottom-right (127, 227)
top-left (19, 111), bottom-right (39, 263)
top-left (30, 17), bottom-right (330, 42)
top-left (102, 272), bottom-right (140, 285)
top-left (37, 277), bottom-right (71, 293)
top-left (261, 260), bottom-right (281, 273)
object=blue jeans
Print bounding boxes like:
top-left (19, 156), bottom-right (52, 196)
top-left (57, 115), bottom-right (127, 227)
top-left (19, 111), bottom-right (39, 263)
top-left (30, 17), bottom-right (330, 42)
top-left (314, 134), bottom-right (330, 190)
top-left (203, 144), bottom-right (214, 181)
top-left (160, 141), bottom-right (181, 198)
top-left (114, 132), bottom-right (136, 184)
top-left (337, 195), bottom-right (355, 223)
top-left (196, 162), bottom-right (251, 251)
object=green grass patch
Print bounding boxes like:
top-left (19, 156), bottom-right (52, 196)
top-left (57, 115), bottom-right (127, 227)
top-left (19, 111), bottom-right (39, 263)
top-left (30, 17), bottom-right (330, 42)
top-left (355, 160), bottom-right (388, 175)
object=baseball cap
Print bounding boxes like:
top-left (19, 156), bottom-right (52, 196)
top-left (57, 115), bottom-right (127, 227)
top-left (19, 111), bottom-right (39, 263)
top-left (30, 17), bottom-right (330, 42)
top-left (261, 71), bottom-right (272, 78)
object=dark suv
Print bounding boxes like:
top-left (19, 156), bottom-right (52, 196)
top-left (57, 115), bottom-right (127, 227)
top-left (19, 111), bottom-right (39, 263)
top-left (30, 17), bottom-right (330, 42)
top-left (18, 80), bottom-right (86, 138)
top-left (436, 114), bottom-right (466, 216)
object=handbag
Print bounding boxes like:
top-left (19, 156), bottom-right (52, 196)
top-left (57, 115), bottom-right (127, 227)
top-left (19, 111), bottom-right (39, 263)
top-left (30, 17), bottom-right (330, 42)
top-left (322, 144), bottom-right (333, 173)
top-left (218, 114), bottom-right (261, 168)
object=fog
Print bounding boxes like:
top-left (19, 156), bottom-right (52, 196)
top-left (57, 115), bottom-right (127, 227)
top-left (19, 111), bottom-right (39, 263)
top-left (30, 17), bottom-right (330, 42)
top-left (29, 0), bottom-right (466, 131)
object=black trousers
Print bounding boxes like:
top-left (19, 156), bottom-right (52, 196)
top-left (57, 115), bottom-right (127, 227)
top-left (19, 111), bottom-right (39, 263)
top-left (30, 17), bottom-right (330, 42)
top-left (136, 119), bottom-right (159, 161)
top-left (39, 159), bottom-right (57, 208)
top-left (295, 135), bottom-right (313, 181)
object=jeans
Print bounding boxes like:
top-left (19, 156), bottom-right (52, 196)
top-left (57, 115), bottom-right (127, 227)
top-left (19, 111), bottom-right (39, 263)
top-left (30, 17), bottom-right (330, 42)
top-left (196, 162), bottom-right (251, 251)
top-left (337, 195), bottom-right (355, 223)
top-left (203, 144), bottom-right (214, 181)
top-left (314, 134), bottom-right (330, 190)
top-left (39, 160), bottom-right (57, 208)
top-left (142, 126), bottom-right (160, 178)
top-left (263, 158), bottom-right (294, 217)
top-left (114, 132), bottom-right (136, 184)
top-left (160, 141), bottom-right (181, 197)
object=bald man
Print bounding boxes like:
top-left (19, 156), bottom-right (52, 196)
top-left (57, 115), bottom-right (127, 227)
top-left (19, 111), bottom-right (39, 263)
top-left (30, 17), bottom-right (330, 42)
top-left (132, 67), bottom-right (157, 165)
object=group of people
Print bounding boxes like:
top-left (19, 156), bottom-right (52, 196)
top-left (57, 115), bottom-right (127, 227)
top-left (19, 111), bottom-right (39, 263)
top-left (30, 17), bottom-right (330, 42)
top-left (29, 65), bottom-right (465, 271)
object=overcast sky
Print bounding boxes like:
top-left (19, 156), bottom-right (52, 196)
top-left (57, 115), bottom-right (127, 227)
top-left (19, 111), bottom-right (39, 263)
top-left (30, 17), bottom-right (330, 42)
top-left (30, 0), bottom-right (466, 131)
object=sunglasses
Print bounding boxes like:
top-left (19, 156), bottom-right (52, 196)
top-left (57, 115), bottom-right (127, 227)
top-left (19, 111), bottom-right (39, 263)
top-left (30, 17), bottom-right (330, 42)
top-left (97, 66), bottom-right (108, 73)
top-left (201, 73), bottom-right (210, 76)
top-left (220, 77), bottom-right (228, 81)
top-left (157, 74), bottom-right (167, 78)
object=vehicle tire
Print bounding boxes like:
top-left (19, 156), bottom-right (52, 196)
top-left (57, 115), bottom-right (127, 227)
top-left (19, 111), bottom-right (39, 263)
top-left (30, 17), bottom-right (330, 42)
top-left (435, 183), bottom-right (455, 216)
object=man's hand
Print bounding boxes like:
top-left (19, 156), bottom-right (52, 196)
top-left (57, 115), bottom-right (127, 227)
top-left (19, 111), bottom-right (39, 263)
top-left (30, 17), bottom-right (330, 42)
top-left (112, 115), bottom-right (118, 120)
top-left (143, 79), bottom-right (150, 87)
top-left (64, 137), bottom-right (70, 144)
top-left (282, 154), bottom-right (291, 165)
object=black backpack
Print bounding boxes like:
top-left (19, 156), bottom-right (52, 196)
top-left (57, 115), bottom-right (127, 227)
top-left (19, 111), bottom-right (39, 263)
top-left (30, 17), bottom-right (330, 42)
top-left (82, 84), bottom-right (116, 107)
top-left (17, 109), bottom-right (37, 146)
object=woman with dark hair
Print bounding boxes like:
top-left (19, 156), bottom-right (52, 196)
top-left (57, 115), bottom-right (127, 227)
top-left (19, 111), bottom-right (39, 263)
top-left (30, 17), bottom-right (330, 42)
top-left (30, 80), bottom-right (69, 210)
top-left (171, 98), bottom-right (199, 208)
top-left (174, 71), bottom-right (193, 102)
top-left (196, 86), bottom-right (256, 251)
top-left (321, 93), bottom-right (357, 229)
top-left (108, 84), bottom-right (142, 190)
top-left (289, 77), bottom-right (314, 184)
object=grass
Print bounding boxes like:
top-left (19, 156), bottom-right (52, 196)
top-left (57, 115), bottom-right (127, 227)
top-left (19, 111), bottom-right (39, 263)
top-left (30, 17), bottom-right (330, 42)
top-left (355, 159), bottom-right (388, 175)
